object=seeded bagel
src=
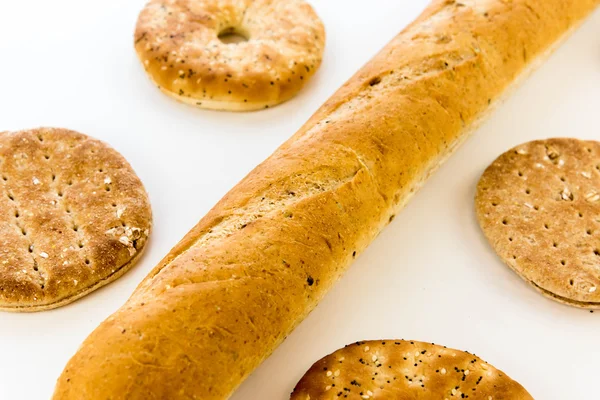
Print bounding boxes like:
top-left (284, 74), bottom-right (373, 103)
top-left (134, 0), bottom-right (326, 111)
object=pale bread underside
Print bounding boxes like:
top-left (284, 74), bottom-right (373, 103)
top-left (476, 138), bottom-right (600, 309)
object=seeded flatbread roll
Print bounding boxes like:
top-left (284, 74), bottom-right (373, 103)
top-left (291, 340), bottom-right (533, 399)
top-left (476, 138), bottom-right (600, 308)
top-left (0, 128), bottom-right (152, 312)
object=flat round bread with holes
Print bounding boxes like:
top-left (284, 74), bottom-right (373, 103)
top-left (0, 128), bottom-right (152, 312)
top-left (476, 138), bottom-right (600, 309)
top-left (134, 0), bottom-right (325, 111)
top-left (291, 340), bottom-right (532, 399)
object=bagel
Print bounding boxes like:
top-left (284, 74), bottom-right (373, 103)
top-left (134, 0), bottom-right (326, 111)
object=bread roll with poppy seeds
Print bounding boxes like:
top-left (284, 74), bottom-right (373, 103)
top-left (53, 0), bottom-right (599, 398)
top-left (291, 340), bottom-right (533, 399)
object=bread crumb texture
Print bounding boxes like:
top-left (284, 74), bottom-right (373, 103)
top-left (134, 0), bottom-right (325, 111)
top-left (476, 138), bottom-right (600, 308)
top-left (291, 340), bottom-right (533, 399)
top-left (0, 128), bottom-right (152, 312)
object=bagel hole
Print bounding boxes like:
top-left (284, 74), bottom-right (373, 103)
top-left (218, 27), bottom-right (249, 44)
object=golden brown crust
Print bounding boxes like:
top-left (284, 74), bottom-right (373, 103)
top-left (54, 1), bottom-right (599, 399)
top-left (476, 138), bottom-right (600, 309)
top-left (0, 128), bottom-right (152, 312)
top-left (291, 340), bottom-right (533, 399)
top-left (134, 0), bottom-right (325, 111)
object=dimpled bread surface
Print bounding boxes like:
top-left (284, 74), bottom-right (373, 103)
top-left (0, 128), bottom-right (152, 312)
top-left (476, 139), bottom-right (600, 308)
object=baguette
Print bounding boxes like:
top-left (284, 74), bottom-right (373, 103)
top-left (53, 1), bottom-right (599, 398)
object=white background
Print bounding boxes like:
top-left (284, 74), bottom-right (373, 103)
top-left (0, 1), bottom-right (598, 399)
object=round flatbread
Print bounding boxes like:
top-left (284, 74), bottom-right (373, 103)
top-left (291, 340), bottom-right (532, 399)
top-left (0, 128), bottom-right (152, 312)
top-left (476, 138), bottom-right (600, 308)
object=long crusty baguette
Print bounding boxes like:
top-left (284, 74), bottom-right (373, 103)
top-left (53, 1), bottom-right (599, 398)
